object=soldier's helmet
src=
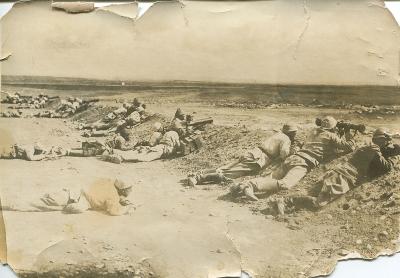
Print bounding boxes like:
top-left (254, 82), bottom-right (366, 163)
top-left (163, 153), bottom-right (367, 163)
top-left (373, 128), bottom-right (391, 140)
top-left (133, 98), bottom-right (140, 106)
top-left (320, 116), bottom-right (337, 130)
top-left (282, 124), bottom-right (298, 134)
top-left (174, 108), bottom-right (185, 119)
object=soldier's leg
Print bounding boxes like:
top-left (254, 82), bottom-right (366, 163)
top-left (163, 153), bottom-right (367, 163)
top-left (95, 122), bottom-right (114, 131)
top-left (63, 196), bottom-right (90, 214)
top-left (250, 176), bottom-right (280, 195)
top-left (106, 146), bottom-right (164, 163)
top-left (229, 179), bottom-right (264, 201)
top-left (277, 165), bottom-right (308, 190)
top-left (218, 160), bottom-right (261, 180)
top-left (189, 150), bottom-right (265, 186)
top-left (134, 145), bottom-right (165, 162)
top-left (187, 169), bottom-right (223, 186)
top-left (90, 130), bottom-right (110, 137)
top-left (67, 148), bottom-right (85, 157)
top-left (230, 165), bottom-right (308, 201)
top-left (316, 170), bottom-right (353, 207)
top-left (28, 190), bottom-right (71, 212)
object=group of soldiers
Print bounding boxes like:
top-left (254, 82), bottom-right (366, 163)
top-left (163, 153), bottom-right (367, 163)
top-left (0, 104), bottom-right (208, 215)
top-left (33, 97), bottom-right (98, 118)
top-left (0, 92), bottom-right (98, 119)
top-left (187, 116), bottom-right (400, 214)
top-left (79, 98), bottom-right (147, 138)
top-left (1, 96), bottom-right (399, 217)
top-left (1, 92), bottom-right (53, 108)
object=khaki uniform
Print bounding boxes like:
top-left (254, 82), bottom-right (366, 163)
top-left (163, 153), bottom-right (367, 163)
top-left (113, 131), bottom-right (181, 162)
top-left (249, 128), bottom-right (355, 192)
top-left (0, 144), bottom-right (47, 161)
top-left (217, 131), bottom-right (291, 179)
top-left (33, 179), bottom-right (129, 215)
top-left (149, 131), bottom-right (163, 147)
top-left (316, 144), bottom-right (398, 205)
top-left (125, 111), bottom-right (141, 126)
top-left (77, 178), bottom-right (129, 216)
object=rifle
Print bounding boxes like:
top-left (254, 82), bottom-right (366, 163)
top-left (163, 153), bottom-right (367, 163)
top-left (315, 118), bottom-right (366, 137)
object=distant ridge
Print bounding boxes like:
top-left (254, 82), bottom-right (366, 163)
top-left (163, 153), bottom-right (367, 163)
top-left (2, 75), bottom-right (399, 91)
top-left (2, 75), bottom-right (400, 105)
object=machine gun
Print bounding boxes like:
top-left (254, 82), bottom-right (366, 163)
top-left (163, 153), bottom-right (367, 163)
top-left (186, 116), bottom-right (213, 131)
top-left (174, 116), bottom-right (213, 155)
top-left (382, 144), bottom-right (400, 158)
top-left (315, 118), bottom-right (366, 137)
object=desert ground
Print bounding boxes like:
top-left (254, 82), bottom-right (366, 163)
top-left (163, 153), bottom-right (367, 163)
top-left (0, 83), bottom-right (399, 278)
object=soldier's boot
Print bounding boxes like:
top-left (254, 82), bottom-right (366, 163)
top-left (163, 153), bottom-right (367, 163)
top-left (254, 178), bottom-right (280, 195)
top-left (243, 184), bottom-right (259, 201)
top-left (187, 169), bottom-right (224, 187)
top-left (229, 183), bottom-right (258, 201)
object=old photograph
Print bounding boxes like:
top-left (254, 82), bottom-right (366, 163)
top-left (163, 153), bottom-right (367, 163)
top-left (0, 0), bottom-right (399, 277)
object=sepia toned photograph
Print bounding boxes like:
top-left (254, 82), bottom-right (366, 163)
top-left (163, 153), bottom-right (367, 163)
top-left (0, 0), bottom-right (399, 277)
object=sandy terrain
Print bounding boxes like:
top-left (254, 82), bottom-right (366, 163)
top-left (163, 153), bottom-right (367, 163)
top-left (1, 85), bottom-right (399, 278)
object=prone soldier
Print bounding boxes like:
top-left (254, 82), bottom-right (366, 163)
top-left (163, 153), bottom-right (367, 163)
top-left (187, 123), bottom-right (299, 187)
top-left (278, 128), bottom-right (400, 213)
top-left (230, 116), bottom-right (356, 201)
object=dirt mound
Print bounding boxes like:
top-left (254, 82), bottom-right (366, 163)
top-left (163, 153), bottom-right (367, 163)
top-left (172, 124), bottom-right (308, 175)
top-left (247, 153), bottom-right (400, 259)
top-left (71, 105), bottom-right (116, 123)
top-left (173, 125), bottom-right (399, 259)
top-left (126, 113), bottom-right (170, 143)
top-left (171, 125), bottom-right (269, 174)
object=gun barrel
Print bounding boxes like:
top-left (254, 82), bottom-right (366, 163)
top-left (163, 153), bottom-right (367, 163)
top-left (336, 121), bottom-right (366, 133)
top-left (188, 117), bottom-right (213, 126)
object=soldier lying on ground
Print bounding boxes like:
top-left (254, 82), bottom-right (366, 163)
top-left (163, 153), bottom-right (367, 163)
top-left (230, 116), bottom-right (356, 201)
top-left (126, 98), bottom-right (146, 116)
top-left (33, 110), bottom-right (62, 118)
top-left (275, 128), bottom-right (400, 213)
top-left (101, 108), bottom-right (210, 163)
top-left (1, 92), bottom-right (21, 104)
top-left (3, 178), bottom-right (134, 216)
top-left (186, 124), bottom-right (300, 186)
top-left (67, 133), bottom-right (137, 157)
top-left (102, 130), bottom-right (181, 163)
top-left (0, 143), bottom-right (66, 161)
top-left (0, 110), bottom-right (23, 118)
top-left (1, 92), bottom-right (53, 108)
top-left (80, 104), bottom-right (146, 138)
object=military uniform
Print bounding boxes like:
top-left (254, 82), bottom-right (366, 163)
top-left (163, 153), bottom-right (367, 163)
top-left (107, 131), bottom-right (181, 163)
top-left (67, 178), bottom-right (130, 216)
top-left (0, 144), bottom-right (48, 161)
top-left (188, 127), bottom-right (297, 186)
top-left (314, 143), bottom-right (399, 205)
top-left (29, 179), bottom-right (132, 215)
top-left (247, 127), bottom-right (355, 195)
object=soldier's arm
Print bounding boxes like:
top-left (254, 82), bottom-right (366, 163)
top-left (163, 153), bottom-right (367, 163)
top-left (289, 137), bottom-right (303, 155)
top-left (329, 133), bottom-right (355, 153)
top-left (105, 199), bottom-right (131, 216)
top-left (372, 151), bottom-right (394, 174)
top-left (279, 139), bottom-right (291, 160)
top-left (24, 148), bottom-right (46, 161)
